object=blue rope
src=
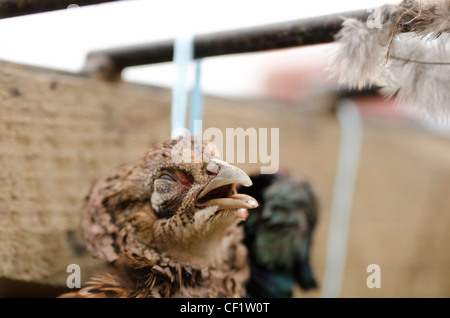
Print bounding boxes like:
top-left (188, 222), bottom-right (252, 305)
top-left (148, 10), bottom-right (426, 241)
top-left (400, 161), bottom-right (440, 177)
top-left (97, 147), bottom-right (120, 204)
top-left (171, 34), bottom-right (194, 139)
top-left (189, 59), bottom-right (203, 136)
top-left (171, 35), bottom-right (203, 139)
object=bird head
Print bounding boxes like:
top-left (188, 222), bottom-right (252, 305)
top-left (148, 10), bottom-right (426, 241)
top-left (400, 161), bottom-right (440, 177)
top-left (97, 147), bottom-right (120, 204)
top-left (83, 138), bottom-right (258, 266)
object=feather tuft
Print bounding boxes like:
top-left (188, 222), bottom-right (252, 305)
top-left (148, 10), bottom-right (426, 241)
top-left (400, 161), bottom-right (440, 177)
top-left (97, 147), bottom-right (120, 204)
top-left (329, 0), bottom-right (450, 119)
top-left (380, 33), bottom-right (450, 118)
top-left (328, 16), bottom-right (391, 90)
top-left (391, 0), bottom-right (450, 38)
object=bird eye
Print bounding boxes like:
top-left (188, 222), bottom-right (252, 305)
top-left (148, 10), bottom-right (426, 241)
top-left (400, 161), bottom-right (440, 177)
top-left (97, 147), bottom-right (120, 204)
top-left (159, 173), bottom-right (175, 182)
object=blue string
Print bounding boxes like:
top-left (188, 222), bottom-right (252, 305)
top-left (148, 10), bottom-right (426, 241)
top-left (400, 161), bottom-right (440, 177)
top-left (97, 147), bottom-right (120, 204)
top-left (171, 34), bottom-right (194, 139)
top-left (171, 35), bottom-right (203, 139)
top-left (189, 59), bottom-right (203, 136)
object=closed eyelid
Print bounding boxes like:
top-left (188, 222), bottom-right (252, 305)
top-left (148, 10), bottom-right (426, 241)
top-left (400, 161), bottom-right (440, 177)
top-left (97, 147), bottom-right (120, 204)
top-left (156, 170), bottom-right (193, 187)
top-left (159, 174), bottom-right (175, 181)
top-left (156, 170), bottom-right (177, 180)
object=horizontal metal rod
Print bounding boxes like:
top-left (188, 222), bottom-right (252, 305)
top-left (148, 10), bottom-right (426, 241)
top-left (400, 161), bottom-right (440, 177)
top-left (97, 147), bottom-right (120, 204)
top-left (0, 0), bottom-right (121, 19)
top-left (82, 9), bottom-right (372, 79)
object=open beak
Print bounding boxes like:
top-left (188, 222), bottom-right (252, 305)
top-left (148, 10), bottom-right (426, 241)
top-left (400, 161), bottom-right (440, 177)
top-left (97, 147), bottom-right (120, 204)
top-left (196, 159), bottom-right (258, 211)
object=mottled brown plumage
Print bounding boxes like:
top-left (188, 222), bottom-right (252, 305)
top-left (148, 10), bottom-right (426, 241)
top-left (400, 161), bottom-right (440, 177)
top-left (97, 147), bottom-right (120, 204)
top-left (61, 138), bottom-right (257, 298)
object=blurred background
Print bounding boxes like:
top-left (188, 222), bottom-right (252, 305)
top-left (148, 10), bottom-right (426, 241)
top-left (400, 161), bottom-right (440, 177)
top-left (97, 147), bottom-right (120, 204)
top-left (1, 0), bottom-right (447, 130)
top-left (0, 0), bottom-right (402, 98)
top-left (0, 0), bottom-right (449, 298)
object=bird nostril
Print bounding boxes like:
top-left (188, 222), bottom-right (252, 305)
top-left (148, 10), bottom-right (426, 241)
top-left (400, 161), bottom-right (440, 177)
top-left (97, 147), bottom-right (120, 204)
top-left (206, 161), bottom-right (220, 176)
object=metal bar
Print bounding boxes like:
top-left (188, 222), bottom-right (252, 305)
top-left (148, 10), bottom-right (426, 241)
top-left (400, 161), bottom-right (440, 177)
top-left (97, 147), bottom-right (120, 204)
top-left (0, 0), bottom-right (121, 19)
top-left (83, 9), bottom-right (372, 79)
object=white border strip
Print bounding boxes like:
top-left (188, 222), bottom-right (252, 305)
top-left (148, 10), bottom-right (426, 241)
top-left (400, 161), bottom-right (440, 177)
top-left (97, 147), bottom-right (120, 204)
top-left (321, 99), bottom-right (363, 298)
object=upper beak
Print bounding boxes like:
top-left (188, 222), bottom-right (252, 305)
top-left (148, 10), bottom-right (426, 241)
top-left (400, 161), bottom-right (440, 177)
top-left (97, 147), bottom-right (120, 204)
top-left (197, 159), bottom-right (258, 210)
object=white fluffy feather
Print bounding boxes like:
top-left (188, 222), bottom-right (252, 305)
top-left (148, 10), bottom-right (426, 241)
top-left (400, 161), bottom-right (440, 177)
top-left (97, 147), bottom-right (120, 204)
top-left (381, 33), bottom-right (450, 118)
top-left (329, 0), bottom-right (450, 119)
top-left (329, 17), bottom-right (390, 90)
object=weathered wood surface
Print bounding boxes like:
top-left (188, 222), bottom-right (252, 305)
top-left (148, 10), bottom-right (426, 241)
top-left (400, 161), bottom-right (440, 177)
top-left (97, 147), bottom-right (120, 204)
top-left (0, 60), bottom-right (449, 297)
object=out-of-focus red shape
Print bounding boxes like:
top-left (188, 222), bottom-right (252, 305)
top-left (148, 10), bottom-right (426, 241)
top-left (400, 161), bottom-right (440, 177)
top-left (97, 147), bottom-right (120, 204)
top-left (261, 44), bottom-right (414, 121)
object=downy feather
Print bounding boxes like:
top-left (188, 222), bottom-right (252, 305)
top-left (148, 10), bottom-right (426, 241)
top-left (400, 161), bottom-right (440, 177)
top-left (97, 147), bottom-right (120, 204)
top-left (329, 0), bottom-right (450, 119)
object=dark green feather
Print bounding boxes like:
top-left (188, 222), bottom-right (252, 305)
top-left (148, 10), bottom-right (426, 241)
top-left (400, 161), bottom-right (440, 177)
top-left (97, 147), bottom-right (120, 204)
top-left (240, 172), bottom-right (319, 297)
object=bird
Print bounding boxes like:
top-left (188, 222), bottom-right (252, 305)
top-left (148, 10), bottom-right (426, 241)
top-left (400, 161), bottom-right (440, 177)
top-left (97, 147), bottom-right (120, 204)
top-left (60, 137), bottom-right (259, 298)
top-left (238, 172), bottom-right (319, 298)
